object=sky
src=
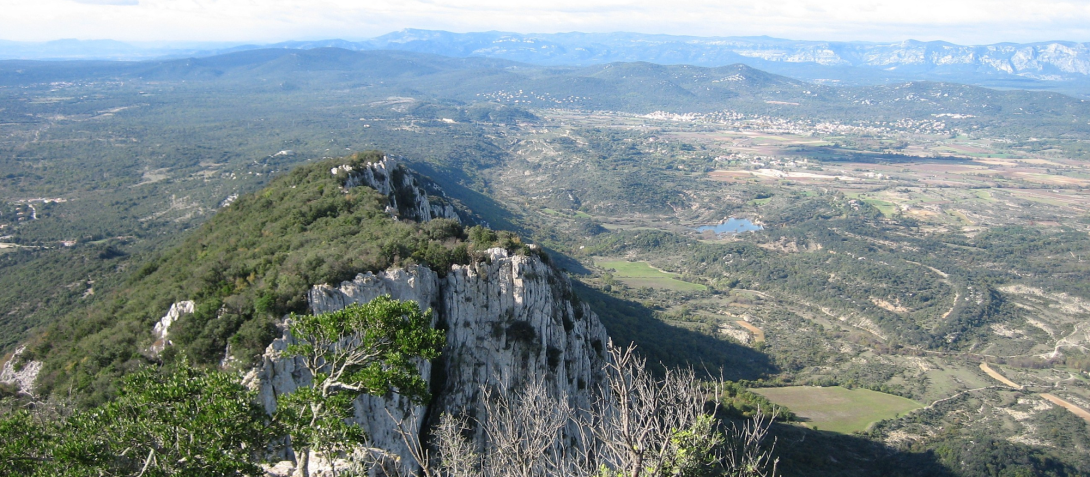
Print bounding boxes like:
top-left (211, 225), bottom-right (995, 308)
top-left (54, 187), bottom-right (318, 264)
top-left (2, 0), bottom-right (1090, 45)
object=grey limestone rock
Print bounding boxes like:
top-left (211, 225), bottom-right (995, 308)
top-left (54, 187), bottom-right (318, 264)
top-left (245, 249), bottom-right (609, 473)
top-left (332, 156), bottom-right (460, 223)
top-left (245, 265), bottom-right (442, 470)
top-left (147, 300), bottom-right (195, 357)
top-left (0, 346), bottom-right (42, 396)
top-left (434, 248), bottom-right (608, 443)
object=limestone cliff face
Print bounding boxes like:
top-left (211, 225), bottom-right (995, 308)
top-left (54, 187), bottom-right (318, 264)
top-left (246, 265), bottom-right (442, 469)
top-left (433, 248), bottom-right (608, 434)
top-left (331, 156), bottom-right (461, 223)
top-left (245, 248), bottom-right (609, 471)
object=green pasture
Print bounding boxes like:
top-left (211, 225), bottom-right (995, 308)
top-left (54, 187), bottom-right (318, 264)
top-left (842, 192), bottom-right (897, 217)
top-left (597, 260), bottom-right (707, 292)
top-left (861, 199), bottom-right (896, 217)
top-left (752, 386), bottom-right (923, 434)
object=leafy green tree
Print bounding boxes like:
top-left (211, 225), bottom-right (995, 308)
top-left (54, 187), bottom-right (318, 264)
top-left (0, 360), bottom-right (273, 476)
top-left (278, 295), bottom-right (445, 477)
top-left (0, 408), bottom-right (56, 476)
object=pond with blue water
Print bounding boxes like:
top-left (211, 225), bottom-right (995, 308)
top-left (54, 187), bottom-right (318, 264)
top-left (695, 218), bottom-right (762, 234)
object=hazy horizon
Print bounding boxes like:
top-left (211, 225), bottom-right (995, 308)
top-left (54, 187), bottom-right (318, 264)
top-left (3, 0), bottom-right (1090, 46)
top-left (2, 29), bottom-right (1089, 50)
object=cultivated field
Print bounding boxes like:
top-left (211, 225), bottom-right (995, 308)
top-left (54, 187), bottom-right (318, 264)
top-left (595, 260), bottom-right (707, 291)
top-left (753, 386), bottom-right (923, 434)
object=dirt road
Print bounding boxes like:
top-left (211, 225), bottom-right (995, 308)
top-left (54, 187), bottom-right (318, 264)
top-left (735, 320), bottom-right (765, 342)
top-left (1040, 393), bottom-right (1090, 424)
top-left (979, 362), bottom-right (1023, 389)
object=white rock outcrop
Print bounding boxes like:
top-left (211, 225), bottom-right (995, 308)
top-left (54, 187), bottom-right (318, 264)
top-left (435, 248), bottom-right (608, 442)
top-left (245, 248), bottom-right (610, 473)
top-left (333, 156), bottom-right (460, 223)
top-left (0, 346), bottom-right (42, 396)
top-left (147, 300), bottom-right (195, 357)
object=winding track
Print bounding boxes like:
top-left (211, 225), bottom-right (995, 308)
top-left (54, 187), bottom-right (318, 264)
top-left (978, 362), bottom-right (1090, 424)
top-left (1039, 393), bottom-right (1090, 423)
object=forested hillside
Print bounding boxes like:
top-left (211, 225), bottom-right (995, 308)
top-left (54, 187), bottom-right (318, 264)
top-left (2, 48), bottom-right (1090, 476)
top-left (20, 152), bottom-right (485, 406)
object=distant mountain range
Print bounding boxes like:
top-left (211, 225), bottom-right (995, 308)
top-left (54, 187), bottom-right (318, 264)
top-left (5, 46), bottom-right (1087, 140)
top-left (0, 39), bottom-right (238, 61)
top-left (4, 30), bottom-right (1090, 96)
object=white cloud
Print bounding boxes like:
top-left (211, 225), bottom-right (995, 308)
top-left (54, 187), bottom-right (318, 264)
top-left (0, 0), bottom-right (1088, 44)
top-left (71, 0), bottom-right (139, 5)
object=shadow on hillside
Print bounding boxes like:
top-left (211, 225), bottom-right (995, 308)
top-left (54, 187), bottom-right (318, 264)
top-left (768, 423), bottom-right (955, 477)
top-left (573, 282), bottom-right (776, 380)
top-left (543, 247), bottom-right (593, 275)
top-left (410, 162), bottom-right (523, 234)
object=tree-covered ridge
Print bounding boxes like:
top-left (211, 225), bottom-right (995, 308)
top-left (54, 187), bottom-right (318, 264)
top-left (22, 151), bottom-right (512, 407)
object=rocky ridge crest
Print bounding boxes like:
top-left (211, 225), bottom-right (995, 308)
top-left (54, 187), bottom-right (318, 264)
top-left (226, 157), bottom-right (606, 470)
top-left (332, 156), bottom-right (461, 223)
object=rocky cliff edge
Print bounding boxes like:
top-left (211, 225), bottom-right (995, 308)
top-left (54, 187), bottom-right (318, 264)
top-left (244, 248), bottom-right (609, 472)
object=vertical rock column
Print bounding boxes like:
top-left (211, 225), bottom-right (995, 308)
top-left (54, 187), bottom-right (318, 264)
top-left (434, 248), bottom-right (609, 448)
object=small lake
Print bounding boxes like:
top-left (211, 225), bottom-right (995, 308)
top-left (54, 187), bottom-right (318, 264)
top-left (695, 218), bottom-right (762, 234)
